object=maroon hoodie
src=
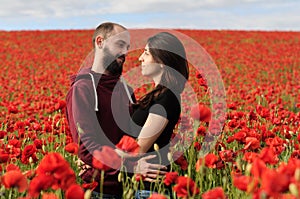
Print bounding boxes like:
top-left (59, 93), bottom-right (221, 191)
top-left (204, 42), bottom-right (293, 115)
top-left (65, 67), bottom-right (134, 195)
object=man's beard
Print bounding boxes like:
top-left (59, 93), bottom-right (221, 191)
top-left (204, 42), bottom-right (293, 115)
top-left (103, 47), bottom-right (125, 76)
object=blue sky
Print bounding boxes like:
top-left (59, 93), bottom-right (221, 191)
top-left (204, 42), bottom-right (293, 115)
top-left (1, 0), bottom-right (299, 31)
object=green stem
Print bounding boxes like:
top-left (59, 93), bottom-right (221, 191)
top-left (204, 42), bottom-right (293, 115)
top-left (100, 170), bottom-right (105, 199)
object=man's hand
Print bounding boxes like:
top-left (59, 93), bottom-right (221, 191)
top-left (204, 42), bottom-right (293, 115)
top-left (135, 155), bottom-right (167, 182)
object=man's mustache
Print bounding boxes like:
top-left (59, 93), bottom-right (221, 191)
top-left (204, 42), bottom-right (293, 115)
top-left (117, 54), bottom-right (126, 62)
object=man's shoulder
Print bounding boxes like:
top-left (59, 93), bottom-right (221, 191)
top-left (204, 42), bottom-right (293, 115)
top-left (72, 76), bottom-right (93, 88)
top-left (67, 77), bottom-right (94, 98)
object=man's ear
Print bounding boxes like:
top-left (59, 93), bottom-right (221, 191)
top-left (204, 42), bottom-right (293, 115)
top-left (96, 36), bottom-right (104, 49)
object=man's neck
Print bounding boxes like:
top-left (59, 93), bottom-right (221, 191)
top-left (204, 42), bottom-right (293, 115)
top-left (91, 56), bottom-right (109, 74)
top-left (91, 65), bottom-right (108, 74)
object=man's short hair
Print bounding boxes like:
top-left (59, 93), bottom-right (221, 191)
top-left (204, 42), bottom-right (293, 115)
top-left (92, 22), bottom-right (127, 48)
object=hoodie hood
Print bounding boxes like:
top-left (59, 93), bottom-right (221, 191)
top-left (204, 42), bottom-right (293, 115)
top-left (70, 67), bottom-right (120, 87)
top-left (69, 67), bottom-right (133, 111)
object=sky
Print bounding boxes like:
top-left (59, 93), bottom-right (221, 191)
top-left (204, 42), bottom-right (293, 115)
top-left (0, 0), bottom-right (299, 31)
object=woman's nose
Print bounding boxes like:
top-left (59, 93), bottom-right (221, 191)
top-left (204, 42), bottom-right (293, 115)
top-left (138, 54), bottom-right (143, 62)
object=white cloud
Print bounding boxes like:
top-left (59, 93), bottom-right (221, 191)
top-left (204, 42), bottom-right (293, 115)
top-left (0, 0), bottom-right (299, 30)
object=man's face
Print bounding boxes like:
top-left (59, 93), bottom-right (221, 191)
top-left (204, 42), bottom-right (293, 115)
top-left (102, 30), bottom-right (130, 75)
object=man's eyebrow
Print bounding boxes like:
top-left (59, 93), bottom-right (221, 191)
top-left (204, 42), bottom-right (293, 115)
top-left (116, 40), bottom-right (130, 48)
top-left (116, 40), bottom-right (127, 44)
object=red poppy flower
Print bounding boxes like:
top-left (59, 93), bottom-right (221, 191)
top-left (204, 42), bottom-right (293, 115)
top-left (135, 174), bottom-right (145, 181)
top-left (8, 105), bottom-right (18, 114)
top-left (65, 184), bottom-right (84, 199)
top-left (244, 137), bottom-right (260, 150)
top-left (243, 152), bottom-right (259, 163)
top-left (2, 170), bottom-right (28, 192)
top-left (261, 168), bottom-right (290, 197)
top-left (0, 151), bottom-right (10, 163)
top-left (116, 135), bottom-right (140, 155)
top-left (190, 103), bottom-right (211, 122)
top-left (29, 174), bottom-right (54, 198)
top-left (92, 146), bottom-right (122, 171)
top-left (227, 131), bottom-right (247, 143)
top-left (291, 150), bottom-right (300, 159)
top-left (33, 139), bottom-right (44, 149)
top-left (8, 139), bottom-right (22, 148)
top-left (194, 141), bottom-right (201, 151)
top-left (173, 151), bottom-right (188, 171)
top-left (6, 164), bottom-right (21, 172)
top-left (21, 144), bottom-right (38, 164)
top-left (82, 181), bottom-right (98, 190)
top-left (279, 194), bottom-right (298, 199)
top-left (148, 193), bottom-right (168, 199)
top-left (251, 158), bottom-right (267, 179)
top-left (232, 174), bottom-right (252, 192)
top-left (196, 125), bottom-right (207, 137)
top-left (54, 100), bottom-right (66, 111)
top-left (219, 149), bottom-right (236, 162)
top-left (202, 187), bottom-right (226, 199)
top-left (164, 171), bottom-right (178, 186)
top-left (256, 105), bottom-right (270, 119)
top-left (259, 147), bottom-right (279, 165)
top-left (205, 153), bottom-right (219, 168)
top-left (173, 176), bottom-right (200, 198)
top-left (0, 130), bottom-right (7, 139)
top-left (64, 142), bottom-right (79, 155)
top-left (42, 193), bottom-right (59, 199)
top-left (36, 152), bottom-right (76, 190)
top-left (265, 136), bottom-right (284, 147)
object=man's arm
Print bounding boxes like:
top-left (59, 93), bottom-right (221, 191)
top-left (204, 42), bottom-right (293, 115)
top-left (68, 82), bottom-right (111, 166)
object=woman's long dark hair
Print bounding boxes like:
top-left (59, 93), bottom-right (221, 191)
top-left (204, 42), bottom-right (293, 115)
top-left (137, 32), bottom-right (189, 109)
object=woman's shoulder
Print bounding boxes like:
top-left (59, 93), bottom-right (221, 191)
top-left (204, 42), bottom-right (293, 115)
top-left (152, 89), bottom-right (181, 110)
top-left (157, 88), bottom-right (180, 101)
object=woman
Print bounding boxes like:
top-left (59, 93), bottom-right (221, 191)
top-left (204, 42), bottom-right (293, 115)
top-left (119, 32), bottom-right (189, 198)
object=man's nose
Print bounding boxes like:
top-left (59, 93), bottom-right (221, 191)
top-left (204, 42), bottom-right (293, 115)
top-left (121, 47), bottom-right (129, 56)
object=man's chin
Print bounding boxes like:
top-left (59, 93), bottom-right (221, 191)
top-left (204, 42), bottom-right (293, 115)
top-left (106, 63), bottom-right (123, 75)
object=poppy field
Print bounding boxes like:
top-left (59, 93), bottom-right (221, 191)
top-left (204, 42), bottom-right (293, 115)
top-left (0, 29), bottom-right (300, 199)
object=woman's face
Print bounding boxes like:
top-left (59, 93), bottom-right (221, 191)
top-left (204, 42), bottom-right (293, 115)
top-left (139, 44), bottom-right (163, 79)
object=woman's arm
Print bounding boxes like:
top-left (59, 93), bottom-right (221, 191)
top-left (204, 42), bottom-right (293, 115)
top-left (137, 113), bottom-right (168, 153)
top-left (115, 113), bottom-right (168, 157)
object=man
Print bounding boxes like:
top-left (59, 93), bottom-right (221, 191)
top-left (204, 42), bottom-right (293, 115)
top-left (66, 22), bottom-right (165, 198)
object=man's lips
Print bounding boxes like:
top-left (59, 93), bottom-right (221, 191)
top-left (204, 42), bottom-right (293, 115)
top-left (117, 55), bottom-right (125, 63)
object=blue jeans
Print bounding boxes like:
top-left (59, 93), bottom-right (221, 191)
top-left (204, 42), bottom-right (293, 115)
top-left (134, 190), bottom-right (153, 199)
top-left (90, 191), bottom-right (122, 199)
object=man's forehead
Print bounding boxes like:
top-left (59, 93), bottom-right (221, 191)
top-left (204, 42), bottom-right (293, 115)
top-left (108, 30), bottom-right (130, 43)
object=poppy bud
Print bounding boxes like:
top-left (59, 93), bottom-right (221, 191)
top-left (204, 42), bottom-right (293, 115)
top-left (154, 143), bottom-right (159, 151)
top-left (245, 163), bottom-right (252, 176)
top-left (167, 152), bottom-right (173, 162)
top-left (295, 168), bottom-right (300, 181)
top-left (289, 183), bottom-right (298, 197)
top-left (84, 189), bottom-right (92, 199)
top-left (118, 172), bottom-right (123, 182)
top-left (29, 157), bottom-right (33, 164)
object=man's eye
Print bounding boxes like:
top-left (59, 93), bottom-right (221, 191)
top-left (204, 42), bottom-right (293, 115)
top-left (117, 43), bottom-right (125, 48)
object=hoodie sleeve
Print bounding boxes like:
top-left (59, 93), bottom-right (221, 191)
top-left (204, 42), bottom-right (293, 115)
top-left (70, 80), bottom-right (111, 166)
